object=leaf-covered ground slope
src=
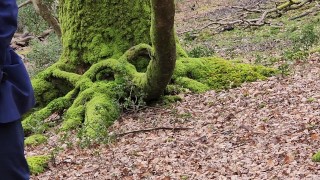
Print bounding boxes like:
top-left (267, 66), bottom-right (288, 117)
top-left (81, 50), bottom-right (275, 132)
top-left (30, 57), bottom-right (320, 179)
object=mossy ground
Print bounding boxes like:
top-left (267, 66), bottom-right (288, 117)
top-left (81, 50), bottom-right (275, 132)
top-left (312, 151), bottom-right (320, 162)
top-left (25, 134), bottom-right (48, 146)
top-left (172, 57), bottom-right (276, 92)
top-left (26, 155), bottom-right (50, 175)
top-left (177, 1), bottom-right (320, 65)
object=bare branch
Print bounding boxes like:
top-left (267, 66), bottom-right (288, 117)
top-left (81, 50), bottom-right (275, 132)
top-left (230, 5), bottom-right (263, 13)
top-left (18, 0), bottom-right (32, 9)
top-left (38, 28), bottom-right (54, 39)
top-left (11, 28), bottom-right (54, 49)
top-left (257, 0), bottom-right (313, 24)
top-left (289, 2), bottom-right (320, 20)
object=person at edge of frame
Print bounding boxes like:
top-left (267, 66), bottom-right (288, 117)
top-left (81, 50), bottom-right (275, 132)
top-left (0, 0), bottom-right (35, 179)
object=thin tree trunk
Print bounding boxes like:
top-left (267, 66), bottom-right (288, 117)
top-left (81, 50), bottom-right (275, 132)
top-left (143, 0), bottom-right (176, 100)
top-left (31, 0), bottom-right (61, 37)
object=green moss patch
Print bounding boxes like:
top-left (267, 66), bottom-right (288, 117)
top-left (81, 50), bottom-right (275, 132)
top-left (161, 95), bottom-right (183, 105)
top-left (25, 134), bottom-right (48, 147)
top-left (27, 155), bottom-right (50, 175)
top-left (59, 0), bottom-right (151, 64)
top-left (173, 57), bottom-right (277, 92)
top-left (312, 151), bottom-right (320, 162)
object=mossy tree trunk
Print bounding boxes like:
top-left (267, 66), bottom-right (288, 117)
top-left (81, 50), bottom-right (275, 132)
top-left (23, 0), bottom-right (276, 139)
top-left (58, 0), bottom-right (176, 100)
top-left (145, 0), bottom-right (176, 100)
top-left (23, 0), bottom-right (177, 137)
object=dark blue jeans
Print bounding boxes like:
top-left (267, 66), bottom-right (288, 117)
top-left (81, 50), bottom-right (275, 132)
top-left (0, 120), bottom-right (30, 180)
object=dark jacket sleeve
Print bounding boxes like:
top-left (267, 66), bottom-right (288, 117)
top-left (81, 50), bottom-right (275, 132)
top-left (0, 0), bottom-right (18, 64)
top-left (0, 0), bottom-right (34, 123)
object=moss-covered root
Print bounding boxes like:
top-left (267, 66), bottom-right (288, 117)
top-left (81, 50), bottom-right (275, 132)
top-left (60, 81), bottom-right (122, 139)
top-left (173, 57), bottom-right (277, 92)
top-left (61, 88), bottom-right (94, 131)
top-left (312, 151), bottom-right (320, 162)
top-left (175, 77), bottom-right (210, 93)
top-left (27, 155), bottom-right (50, 175)
top-left (25, 134), bottom-right (48, 147)
top-left (31, 63), bottom-right (75, 107)
top-left (84, 93), bottom-right (120, 138)
top-left (22, 95), bottom-right (74, 134)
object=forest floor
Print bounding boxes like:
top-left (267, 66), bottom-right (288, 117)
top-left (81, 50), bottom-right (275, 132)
top-left (29, 0), bottom-right (320, 179)
top-left (30, 58), bottom-right (320, 180)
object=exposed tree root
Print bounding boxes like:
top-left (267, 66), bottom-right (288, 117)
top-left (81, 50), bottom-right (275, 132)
top-left (23, 45), bottom-right (153, 138)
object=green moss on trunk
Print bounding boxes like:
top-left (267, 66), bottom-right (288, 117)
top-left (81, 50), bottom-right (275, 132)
top-left (59, 0), bottom-right (151, 64)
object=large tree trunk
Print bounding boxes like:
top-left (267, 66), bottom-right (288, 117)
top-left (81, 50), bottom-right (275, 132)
top-left (23, 0), bottom-right (177, 137)
top-left (59, 0), bottom-right (176, 100)
top-left (59, 0), bottom-right (151, 63)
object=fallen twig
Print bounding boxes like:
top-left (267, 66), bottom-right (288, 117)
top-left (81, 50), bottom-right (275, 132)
top-left (230, 5), bottom-right (263, 13)
top-left (289, 3), bottom-right (320, 20)
top-left (115, 127), bottom-right (193, 137)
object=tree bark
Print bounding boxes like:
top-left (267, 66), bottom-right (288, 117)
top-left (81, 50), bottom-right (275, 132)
top-left (31, 0), bottom-right (61, 37)
top-left (142, 0), bottom-right (176, 100)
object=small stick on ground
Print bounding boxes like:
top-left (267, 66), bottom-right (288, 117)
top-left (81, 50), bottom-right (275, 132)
top-left (116, 127), bottom-right (193, 137)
